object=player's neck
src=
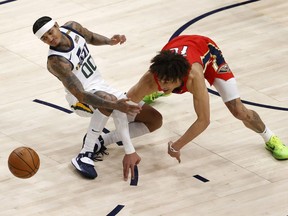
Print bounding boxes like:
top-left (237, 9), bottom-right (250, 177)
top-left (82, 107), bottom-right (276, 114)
top-left (57, 33), bottom-right (72, 50)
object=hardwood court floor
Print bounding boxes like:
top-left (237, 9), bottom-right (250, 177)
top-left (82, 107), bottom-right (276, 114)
top-left (0, 0), bottom-right (288, 215)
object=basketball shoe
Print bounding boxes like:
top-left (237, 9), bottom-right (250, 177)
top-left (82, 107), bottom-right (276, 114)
top-left (143, 92), bottom-right (171, 104)
top-left (71, 135), bottom-right (109, 179)
top-left (82, 134), bottom-right (109, 161)
top-left (265, 135), bottom-right (288, 160)
top-left (71, 152), bottom-right (98, 179)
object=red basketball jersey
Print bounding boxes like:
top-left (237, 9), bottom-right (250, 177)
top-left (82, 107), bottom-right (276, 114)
top-left (155, 35), bottom-right (234, 94)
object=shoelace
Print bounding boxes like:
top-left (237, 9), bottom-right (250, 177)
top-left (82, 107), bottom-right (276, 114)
top-left (82, 134), bottom-right (109, 161)
top-left (92, 146), bottom-right (109, 162)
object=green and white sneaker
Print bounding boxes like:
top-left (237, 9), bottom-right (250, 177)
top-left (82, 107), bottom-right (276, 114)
top-left (265, 135), bottom-right (288, 160)
top-left (143, 92), bottom-right (171, 104)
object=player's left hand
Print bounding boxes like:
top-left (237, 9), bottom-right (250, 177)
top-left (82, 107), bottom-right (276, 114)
top-left (116, 98), bottom-right (141, 115)
top-left (168, 141), bottom-right (181, 163)
top-left (122, 152), bottom-right (141, 181)
top-left (109, 34), bottom-right (126, 45)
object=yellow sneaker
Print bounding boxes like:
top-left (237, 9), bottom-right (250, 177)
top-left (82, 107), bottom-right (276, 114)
top-left (143, 92), bottom-right (171, 104)
top-left (265, 135), bottom-right (288, 160)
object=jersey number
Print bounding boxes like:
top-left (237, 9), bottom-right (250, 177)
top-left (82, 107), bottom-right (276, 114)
top-left (76, 45), bottom-right (97, 79)
top-left (81, 55), bottom-right (97, 78)
top-left (170, 46), bottom-right (188, 56)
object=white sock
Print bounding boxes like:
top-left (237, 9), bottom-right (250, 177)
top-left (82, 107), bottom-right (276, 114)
top-left (259, 126), bottom-right (274, 143)
top-left (81, 109), bottom-right (109, 153)
top-left (100, 122), bottom-right (150, 146)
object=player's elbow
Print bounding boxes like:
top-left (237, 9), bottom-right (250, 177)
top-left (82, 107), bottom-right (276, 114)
top-left (204, 118), bottom-right (210, 129)
top-left (200, 117), bottom-right (210, 130)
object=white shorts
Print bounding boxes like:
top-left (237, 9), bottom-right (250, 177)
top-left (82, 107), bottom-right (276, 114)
top-left (212, 78), bottom-right (240, 102)
top-left (66, 83), bottom-right (123, 117)
top-left (66, 84), bottom-right (145, 121)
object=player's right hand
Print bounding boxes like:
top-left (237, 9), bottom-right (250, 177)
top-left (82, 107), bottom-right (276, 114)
top-left (167, 141), bottom-right (181, 163)
top-left (116, 98), bottom-right (141, 115)
top-left (109, 34), bottom-right (126, 45)
top-left (122, 152), bottom-right (141, 181)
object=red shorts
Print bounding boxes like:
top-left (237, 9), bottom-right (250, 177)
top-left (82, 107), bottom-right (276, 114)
top-left (203, 42), bottom-right (235, 85)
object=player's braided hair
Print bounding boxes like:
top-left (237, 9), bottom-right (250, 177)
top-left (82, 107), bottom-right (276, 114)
top-left (149, 50), bottom-right (191, 82)
top-left (32, 16), bottom-right (52, 34)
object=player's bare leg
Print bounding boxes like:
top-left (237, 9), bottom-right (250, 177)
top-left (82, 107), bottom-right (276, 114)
top-left (225, 98), bottom-right (265, 133)
top-left (133, 104), bottom-right (162, 132)
top-left (97, 103), bottom-right (162, 148)
top-left (225, 98), bottom-right (288, 160)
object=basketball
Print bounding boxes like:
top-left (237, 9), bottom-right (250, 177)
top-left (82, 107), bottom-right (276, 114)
top-left (8, 146), bottom-right (40, 179)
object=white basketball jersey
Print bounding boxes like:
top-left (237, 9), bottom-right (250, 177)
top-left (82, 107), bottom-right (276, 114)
top-left (48, 26), bottom-right (107, 92)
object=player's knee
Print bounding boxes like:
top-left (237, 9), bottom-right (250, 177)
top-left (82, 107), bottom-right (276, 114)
top-left (148, 110), bottom-right (163, 132)
top-left (226, 99), bottom-right (247, 121)
top-left (135, 104), bottom-right (163, 132)
top-left (103, 94), bottom-right (117, 101)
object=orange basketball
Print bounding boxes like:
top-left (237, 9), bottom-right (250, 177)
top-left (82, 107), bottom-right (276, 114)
top-left (8, 146), bottom-right (40, 179)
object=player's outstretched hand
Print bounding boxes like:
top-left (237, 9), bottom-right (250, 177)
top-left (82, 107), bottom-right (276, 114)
top-left (116, 98), bottom-right (141, 115)
top-left (109, 34), bottom-right (126, 45)
top-left (122, 152), bottom-right (141, 181)
top-left (167, 141), bottom-right (181, 163)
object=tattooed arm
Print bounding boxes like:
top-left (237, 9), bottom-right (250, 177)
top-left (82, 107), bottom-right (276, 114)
top-left (47, 56), bottom-right (140, 114)
top-left (63, 21), bottom-right (126, 46)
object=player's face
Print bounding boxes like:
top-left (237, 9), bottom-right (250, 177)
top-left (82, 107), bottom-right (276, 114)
top-left (157, 78), bottom-right (182, 94)
top-left (40, 25), bottom-right (62, 47)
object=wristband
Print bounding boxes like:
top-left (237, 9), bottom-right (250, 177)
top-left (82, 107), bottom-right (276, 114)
top-left (169, 143), bottom-right (179, 153)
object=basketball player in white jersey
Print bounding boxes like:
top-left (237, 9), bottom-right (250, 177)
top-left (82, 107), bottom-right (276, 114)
top-left (32, 16), bottom-right (162, 180)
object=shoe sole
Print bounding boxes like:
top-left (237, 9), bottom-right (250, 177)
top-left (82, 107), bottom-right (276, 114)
top-left (265, 146), bottom-right (288, 160)
top-left (71, 157), bottom-right (83, 171)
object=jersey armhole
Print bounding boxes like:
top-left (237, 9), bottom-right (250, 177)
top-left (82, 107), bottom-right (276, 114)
top-left (48, 54), bottom-right (74, 71)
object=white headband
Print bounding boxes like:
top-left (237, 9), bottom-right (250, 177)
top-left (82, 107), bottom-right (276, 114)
top-left (35, 19), bottom-right (55, 39)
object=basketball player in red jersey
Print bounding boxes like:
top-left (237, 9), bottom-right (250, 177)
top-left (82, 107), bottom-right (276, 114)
top-left (127, 35), bottom-right (288, 162)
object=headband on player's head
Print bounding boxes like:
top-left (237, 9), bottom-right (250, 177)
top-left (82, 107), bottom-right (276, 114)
top-left (34, 19), bottom-right (55, 39)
